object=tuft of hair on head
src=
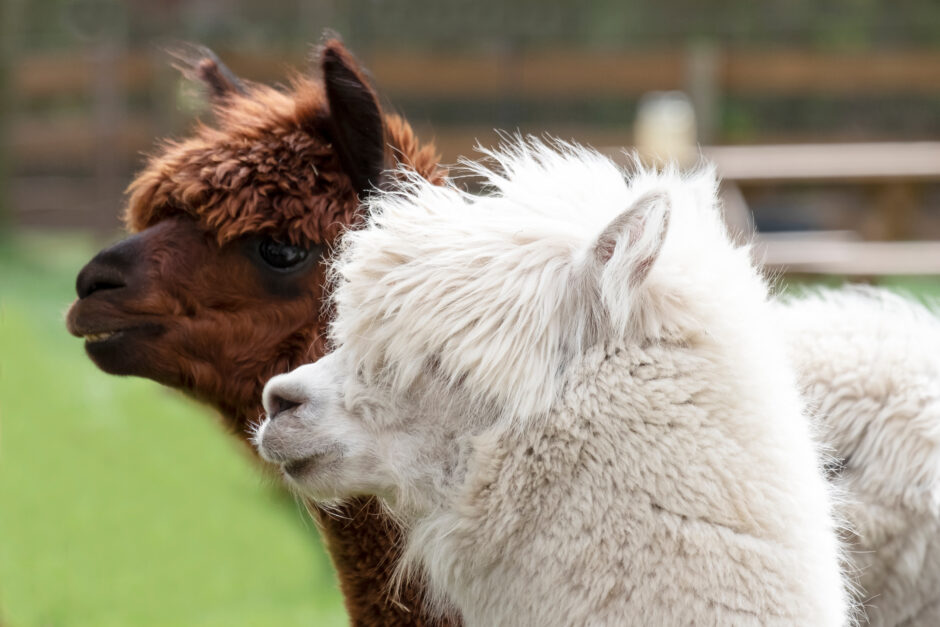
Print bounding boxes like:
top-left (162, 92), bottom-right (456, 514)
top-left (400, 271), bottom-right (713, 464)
top-left (168, 43), bottom-right (247, 104)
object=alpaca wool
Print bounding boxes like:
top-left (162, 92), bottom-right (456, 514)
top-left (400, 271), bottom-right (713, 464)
top-left (74, 36), bottom-right (932, 625)
top-left (258, 140), bottom-right (852, 625)
top-left (780, 287), bottom-right (940, 626)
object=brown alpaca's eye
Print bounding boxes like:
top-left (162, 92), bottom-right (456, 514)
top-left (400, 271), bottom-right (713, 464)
top-left (258, 239), bottom-right (310, 270)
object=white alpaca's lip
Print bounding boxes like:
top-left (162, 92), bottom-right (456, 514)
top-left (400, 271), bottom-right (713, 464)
top-left (281, 445), bottom-right (344, 479)
top-left (283, 456), bottom-right (319, 477)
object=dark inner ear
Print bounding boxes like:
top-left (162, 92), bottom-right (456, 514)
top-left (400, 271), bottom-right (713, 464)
top-left (320, 40), bottom-right (387, 198)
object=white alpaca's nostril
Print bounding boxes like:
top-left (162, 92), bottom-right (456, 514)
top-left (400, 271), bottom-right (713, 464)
top-left (262, 373), bottom-right (311, 419)
top-left (268, 394), bottom-right (301, 418)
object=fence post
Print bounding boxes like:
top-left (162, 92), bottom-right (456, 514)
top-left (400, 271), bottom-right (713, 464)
top-left (684, 41), bottom-right (720, 145)
top-left (91, 20), bottom-right (128, 231)
top-left (0, 0), bottom-right (22, 230)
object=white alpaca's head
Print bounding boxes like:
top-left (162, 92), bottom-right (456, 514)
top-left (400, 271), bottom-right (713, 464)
top-left (254, 139), bottom-right (732, 513)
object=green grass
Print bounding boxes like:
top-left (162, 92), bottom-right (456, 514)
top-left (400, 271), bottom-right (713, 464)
top-left (777, 274), bottom-right (940, 303)
top-left (0, 232), bottom-right (347, 626)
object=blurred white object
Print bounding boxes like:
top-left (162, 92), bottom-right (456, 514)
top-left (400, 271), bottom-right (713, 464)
top-left (634, 91), bottom-right (697, 167)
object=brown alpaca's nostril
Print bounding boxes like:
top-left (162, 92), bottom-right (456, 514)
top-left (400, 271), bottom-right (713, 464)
top-left (75, 232), bottom-right (147, 299)
top-left (76, 260), bottom-right (127, 299)
top-left (269, 395), bottom-right (302, 419)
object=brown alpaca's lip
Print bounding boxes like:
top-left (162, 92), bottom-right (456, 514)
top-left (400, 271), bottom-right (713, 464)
top-left (79, 323), bottom-right (165, 352)
top-left (66, 300), bottom-right (167, 377)
top-left (68, 317), bottom-right (131, 343)
top-left (84, 330), bottom-right (122, 344)
top-left (66, 300), bottom-right (162, 341)
top-left (65, 299), bottom-right (117, 338)
top-left (78, 322), bottom-right (167, 379)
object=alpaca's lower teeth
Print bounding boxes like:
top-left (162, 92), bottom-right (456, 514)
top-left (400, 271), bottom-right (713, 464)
top-left (85, 332), bottom-right (115, 342)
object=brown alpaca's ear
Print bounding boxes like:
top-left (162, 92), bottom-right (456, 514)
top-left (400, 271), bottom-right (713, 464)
top-left (320, 38), bottom-right (387, 198)
top-left (171, 45), bottom-right (247, 103)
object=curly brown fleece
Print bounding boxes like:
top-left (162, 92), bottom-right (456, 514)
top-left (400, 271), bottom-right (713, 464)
top-left (126, 81), bottom-right (441, 247)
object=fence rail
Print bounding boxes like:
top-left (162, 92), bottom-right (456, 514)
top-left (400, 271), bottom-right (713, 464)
top-left (12, 46), bottom-right (940, 170)
top-left (757, 237), bottom-right (940, 276)
top-left (14, 48), bottom-right (940, 100)
top-left (8, 46), bottom-right (940, 274)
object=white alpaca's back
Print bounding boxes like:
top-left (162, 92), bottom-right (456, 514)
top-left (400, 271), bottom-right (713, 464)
top-left (780, 287), bottom-right (940, 626)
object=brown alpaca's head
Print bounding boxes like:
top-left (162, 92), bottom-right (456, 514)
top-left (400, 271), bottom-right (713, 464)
top-left (66, 41), bottom-right (443, 433)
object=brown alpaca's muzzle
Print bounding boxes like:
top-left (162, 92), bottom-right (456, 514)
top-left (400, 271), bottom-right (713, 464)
top-left (67, 225), bottom-right (169, 378)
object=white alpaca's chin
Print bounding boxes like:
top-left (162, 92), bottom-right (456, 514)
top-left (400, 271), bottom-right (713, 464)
top-left (284, 471), bottom-right (346, 501)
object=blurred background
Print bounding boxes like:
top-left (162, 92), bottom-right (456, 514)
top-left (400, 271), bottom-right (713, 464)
top-left (2, 1), bottom-right (940, 625)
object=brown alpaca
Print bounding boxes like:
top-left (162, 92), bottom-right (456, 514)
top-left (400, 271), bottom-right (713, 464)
top-left (66, 40), bottom-right (455, 627)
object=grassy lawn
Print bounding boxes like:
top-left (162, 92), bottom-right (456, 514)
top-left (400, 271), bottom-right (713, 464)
top-left (0, 232), bottom-right (347, 626)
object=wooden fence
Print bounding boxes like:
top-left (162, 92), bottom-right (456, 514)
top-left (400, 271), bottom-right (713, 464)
top-left (7, 46), bottom-right (940, 260)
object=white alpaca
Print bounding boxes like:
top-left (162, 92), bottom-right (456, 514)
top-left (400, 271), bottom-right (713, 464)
top-left (779, 287), bottom-right (940, 626)
top-left (254, 141), bottom-right (850, 626)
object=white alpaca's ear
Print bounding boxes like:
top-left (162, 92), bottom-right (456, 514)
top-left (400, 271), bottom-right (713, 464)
top-left (586, 191), bottom-right (670, 327)
top-left (591, 190), bottom-right (670, 284)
